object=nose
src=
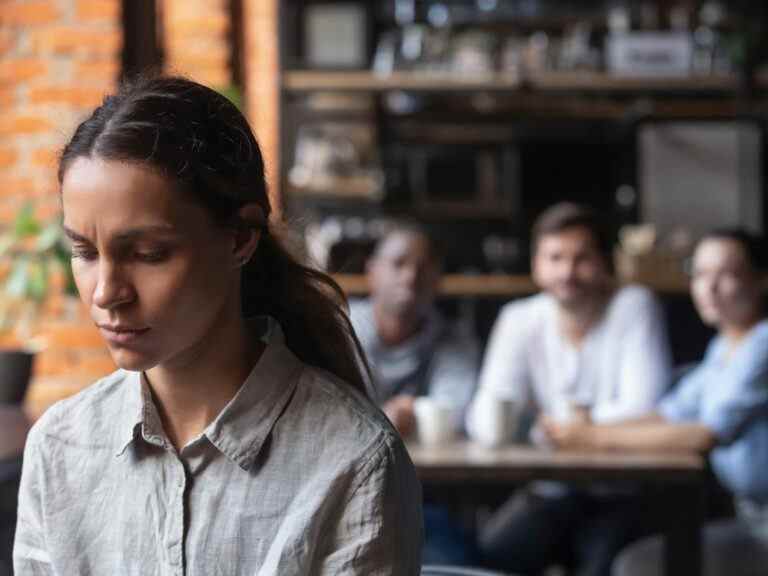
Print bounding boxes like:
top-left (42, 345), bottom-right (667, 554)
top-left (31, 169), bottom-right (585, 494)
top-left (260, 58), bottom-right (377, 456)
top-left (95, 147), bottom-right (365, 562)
top-left (92, 260), bottom-right (135, 310)
top-left (399, 264), bottom-right (419, 287)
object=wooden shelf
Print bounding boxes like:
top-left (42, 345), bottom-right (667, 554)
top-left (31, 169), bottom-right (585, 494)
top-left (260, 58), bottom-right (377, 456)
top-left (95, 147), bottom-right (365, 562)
top-left (283, 71), bottom-right (522, 92)
top-left (283, 70), bottom-right (739, 94)
top-left (332, 273), bottom-right (688, 297)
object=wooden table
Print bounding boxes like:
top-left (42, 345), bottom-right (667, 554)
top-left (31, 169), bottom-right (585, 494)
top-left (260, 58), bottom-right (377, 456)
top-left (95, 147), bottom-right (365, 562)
top-left (408, 441), bottom-right (705, 576)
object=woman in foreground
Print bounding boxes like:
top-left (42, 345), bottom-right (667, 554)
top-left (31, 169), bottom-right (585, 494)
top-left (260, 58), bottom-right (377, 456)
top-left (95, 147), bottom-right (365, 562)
top-left (14, 76), bottom-right (422, 575)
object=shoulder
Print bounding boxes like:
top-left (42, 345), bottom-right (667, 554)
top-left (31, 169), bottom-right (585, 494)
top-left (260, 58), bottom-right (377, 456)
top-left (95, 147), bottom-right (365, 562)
top-left (610, 284), bottom-right (661, 312)
top-left (26, 370), bottom-right (132, 451)
top-left (496, 293), bottom-right (550, 330)
top-left (289, 363), bottom-right (410, 470)
top-left (348, 298), bottom-right (373, 328)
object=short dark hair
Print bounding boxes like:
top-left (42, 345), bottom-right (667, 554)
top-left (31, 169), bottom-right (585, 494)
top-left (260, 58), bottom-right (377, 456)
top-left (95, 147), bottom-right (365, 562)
top-left (531, 202), bottom-right (613, 264)
top-left (699, 228), bottom-right (767, 272)
top-left (371, 219), bottom-right (443, 264)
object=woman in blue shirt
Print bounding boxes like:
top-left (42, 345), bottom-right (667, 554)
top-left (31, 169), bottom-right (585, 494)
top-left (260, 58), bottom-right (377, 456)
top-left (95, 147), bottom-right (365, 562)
top-left (541, 228), bottom-right (768, 576)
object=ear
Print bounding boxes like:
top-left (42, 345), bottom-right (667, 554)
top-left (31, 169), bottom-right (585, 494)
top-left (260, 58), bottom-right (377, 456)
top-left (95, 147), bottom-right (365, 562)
top-left (232, 204), bottom-right (265, 267)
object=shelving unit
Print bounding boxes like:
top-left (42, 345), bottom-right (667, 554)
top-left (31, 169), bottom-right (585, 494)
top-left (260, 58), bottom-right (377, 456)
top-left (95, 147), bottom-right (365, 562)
top-left (283, 70), bottom-right (740, 94)
top-left (333, 273), bottom-right (688, 297)
top-left (278, 1), bottom-right (767, 292)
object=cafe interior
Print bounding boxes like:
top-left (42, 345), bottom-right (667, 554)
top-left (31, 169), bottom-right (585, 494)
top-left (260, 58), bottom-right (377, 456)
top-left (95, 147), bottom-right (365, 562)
top-left (2, 1), bottom-right (768, 575)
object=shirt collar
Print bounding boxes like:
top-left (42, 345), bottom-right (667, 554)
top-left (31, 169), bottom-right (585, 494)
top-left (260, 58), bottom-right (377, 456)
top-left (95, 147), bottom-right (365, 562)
top-left (204, 321), bottom-right (303, 470)
top-left (114, 317), bottom-right (304, 469)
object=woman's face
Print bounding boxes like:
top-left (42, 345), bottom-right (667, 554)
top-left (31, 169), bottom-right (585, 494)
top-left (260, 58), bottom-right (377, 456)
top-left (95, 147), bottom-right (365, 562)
top-left (690, 237), bottom-right (761, 329)
top-left (62, 158), bottom-right (240, 372)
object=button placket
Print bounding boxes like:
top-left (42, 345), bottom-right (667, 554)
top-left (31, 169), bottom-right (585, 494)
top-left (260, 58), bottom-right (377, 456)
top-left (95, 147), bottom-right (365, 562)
top-left (166, 457), bottom-right (187, 574)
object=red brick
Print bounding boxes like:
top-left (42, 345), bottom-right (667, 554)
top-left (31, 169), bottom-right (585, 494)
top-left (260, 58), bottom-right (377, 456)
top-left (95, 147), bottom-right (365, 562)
top-left (0, 148), bottom-right (18, 169)
top-left (32, 27), bottom-right (122, 56)
top-left (167, 14), bottom-right (229, 36)
top-left (0, 29), bottom-right (16, 55)
top-left (0, 177), bottom-right (34, 197)
top-left (0, 88), bottom-right (15, 107)
top-left (39, 323), bottom-right (106, 348)
top-left (0, 114), bottom-right (53, 135)
top-left (77, 0), bottom-right (120, 21)
top-left (167, 53), bottom-right (229, 71)
top-left (0, 59), bottom-right (49, 83)
top-left (29, 86), bottom-right (107, 108)
top-left (0, 1), bottom-right (59, 26)
top-left (32, 148), bottom-right (59, 168)
top-left (74, 60), bottom-right (119, 82)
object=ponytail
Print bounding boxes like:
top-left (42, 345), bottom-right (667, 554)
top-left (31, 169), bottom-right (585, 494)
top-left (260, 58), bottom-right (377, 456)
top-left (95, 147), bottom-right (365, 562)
top-left (242, 228), bottom-right (371, 395)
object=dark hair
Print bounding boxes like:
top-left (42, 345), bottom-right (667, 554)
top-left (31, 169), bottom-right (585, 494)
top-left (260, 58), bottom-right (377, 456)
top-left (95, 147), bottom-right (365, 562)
top-left (698, 228), bottom-right (767, 272)
top-left (58, 75), bottom-right (371, 394)
top-left (371, 219), bottom-right (443, 264)
top-left (531, 202), bottom-right (613, 268)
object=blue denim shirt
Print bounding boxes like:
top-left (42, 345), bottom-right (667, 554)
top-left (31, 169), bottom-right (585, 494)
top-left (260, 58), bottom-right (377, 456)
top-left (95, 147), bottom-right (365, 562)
top-left (659, 320), bottom-right (768, 503)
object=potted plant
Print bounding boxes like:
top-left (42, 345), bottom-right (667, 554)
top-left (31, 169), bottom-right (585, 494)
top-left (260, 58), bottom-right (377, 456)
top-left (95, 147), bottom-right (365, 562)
top-left (0, 203), bottom-right (75, 404)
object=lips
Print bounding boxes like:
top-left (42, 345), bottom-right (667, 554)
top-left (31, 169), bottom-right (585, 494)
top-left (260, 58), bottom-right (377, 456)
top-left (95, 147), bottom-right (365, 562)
top-left (98, 324), bottom-right (151, 345)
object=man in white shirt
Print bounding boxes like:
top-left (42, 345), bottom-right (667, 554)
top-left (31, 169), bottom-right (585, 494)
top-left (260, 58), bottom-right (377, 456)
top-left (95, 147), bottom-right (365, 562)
top-left (467, 202), bottom-right (672, 576)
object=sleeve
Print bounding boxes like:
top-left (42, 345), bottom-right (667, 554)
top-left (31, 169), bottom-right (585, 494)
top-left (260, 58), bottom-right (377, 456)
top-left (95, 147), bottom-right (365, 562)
top-left (466, 303), bottom-right (532, 439)
top-left (701, 336), bottom-right (768, 444)
top-left (316, 436), bottom-right (422, 575)
top-left (427, 330), bottom-right (481, 419)
top-left (658, 366), bottom-right (705, 424)
top-left (592, 291), bottom-right (673, 423)
top-left (13, 429), bottom-right (54, 575)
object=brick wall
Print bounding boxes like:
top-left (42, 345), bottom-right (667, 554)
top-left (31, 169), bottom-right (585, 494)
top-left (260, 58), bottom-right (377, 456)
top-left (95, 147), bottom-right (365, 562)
top-left (160, 0), bottom-right (231, 87)
top-left (1, 0), bottom-right (280, 417)
top-left (0, 0), bottom-right (122, 417)
top-left (243, 0), bottom-right (279, 213)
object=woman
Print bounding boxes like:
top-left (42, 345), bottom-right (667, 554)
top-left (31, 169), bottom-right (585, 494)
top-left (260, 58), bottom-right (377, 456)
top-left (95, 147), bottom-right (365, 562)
top-left (13, 76), bottom-right (422, 575)
top-left (543, 229), bottom-right (768, 576)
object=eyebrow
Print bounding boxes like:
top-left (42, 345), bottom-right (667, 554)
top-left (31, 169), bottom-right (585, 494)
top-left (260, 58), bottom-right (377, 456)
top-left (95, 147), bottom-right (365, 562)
top-left (62, 225), bottom-right (178, 244)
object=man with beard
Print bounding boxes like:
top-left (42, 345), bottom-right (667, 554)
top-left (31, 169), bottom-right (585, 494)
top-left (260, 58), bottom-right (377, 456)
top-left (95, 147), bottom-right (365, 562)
top-left (467, 202), bottom-right (672, 576)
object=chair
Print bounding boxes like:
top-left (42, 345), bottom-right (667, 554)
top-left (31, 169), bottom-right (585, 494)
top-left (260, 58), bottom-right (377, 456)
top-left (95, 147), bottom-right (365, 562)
top-left (421, 566), bottom-right (512, 576)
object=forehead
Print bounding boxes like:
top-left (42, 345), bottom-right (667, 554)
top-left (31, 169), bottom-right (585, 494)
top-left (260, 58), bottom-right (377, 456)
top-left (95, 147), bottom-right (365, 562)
top-left (693, 238), bottom-right (750, 270)
top-left (61, 158), bottom-right (194, 232)
top-left (375, 231), bottom-right (432, 261)
top-left (536, 226), bottom-right (599, 253)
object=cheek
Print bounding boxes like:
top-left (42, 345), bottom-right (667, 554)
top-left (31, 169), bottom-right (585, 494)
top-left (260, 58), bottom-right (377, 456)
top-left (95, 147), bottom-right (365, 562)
top-left (71, 261), bottom-right (97, 304)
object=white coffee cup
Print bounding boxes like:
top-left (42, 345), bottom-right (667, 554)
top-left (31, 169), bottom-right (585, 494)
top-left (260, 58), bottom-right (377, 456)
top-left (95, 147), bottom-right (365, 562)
top-left (472, 393), bottom-right (518, 447)
top-left (413, 397), bottom-right (456, 447)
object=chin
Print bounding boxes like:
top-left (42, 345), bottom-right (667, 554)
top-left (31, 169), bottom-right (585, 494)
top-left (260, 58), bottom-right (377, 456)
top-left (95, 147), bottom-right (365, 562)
top-left (107, 348), bottom-right (160, 373)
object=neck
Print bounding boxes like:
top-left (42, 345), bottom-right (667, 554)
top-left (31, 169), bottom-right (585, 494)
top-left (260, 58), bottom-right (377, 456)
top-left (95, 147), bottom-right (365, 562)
top-left (145, 300), bottom-right (264, 450)
top-left (372, 301), bottom-right (424, 347)
top-left (556, 290), bottom-right (611, 346)
top-left (722, 315), bottom-right (763, 347)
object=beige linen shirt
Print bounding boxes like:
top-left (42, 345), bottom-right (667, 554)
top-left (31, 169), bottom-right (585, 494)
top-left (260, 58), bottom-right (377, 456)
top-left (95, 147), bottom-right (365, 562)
top-left (14, 322), bottom-right (422, 575)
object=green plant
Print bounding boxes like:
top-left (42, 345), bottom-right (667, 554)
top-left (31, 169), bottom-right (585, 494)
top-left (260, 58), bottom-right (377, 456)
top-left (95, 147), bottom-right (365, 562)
top-left (0, 202), bottom-right (76, 343)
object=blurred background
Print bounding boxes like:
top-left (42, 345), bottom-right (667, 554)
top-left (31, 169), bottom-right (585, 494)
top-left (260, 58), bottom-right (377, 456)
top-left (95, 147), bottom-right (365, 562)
top-left (2, 0), bottom-right (767, 417)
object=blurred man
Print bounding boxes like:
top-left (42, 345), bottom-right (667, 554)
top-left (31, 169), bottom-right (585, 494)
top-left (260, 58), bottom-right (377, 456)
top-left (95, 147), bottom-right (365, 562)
top-left (543, 229), bottom-right (768, 576)
top-left (350, 221), bottom-right (480, 566)
top-left (351, 221), bottom-right (479, 436)
top-left (467, 202), bottom-right (672, 576)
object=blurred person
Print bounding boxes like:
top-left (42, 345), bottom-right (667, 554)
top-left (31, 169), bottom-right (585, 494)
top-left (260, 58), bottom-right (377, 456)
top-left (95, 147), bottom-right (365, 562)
top-left (350, 222), bottom-right (480, 437)
top-left (13, 76), bottom-right (422, 575)
top-left (349, 222), bottom-right (480, 566)
top-left (467, 202), bottom-right (672, 576)
top-left (543, 229), bottom-right (768, 576)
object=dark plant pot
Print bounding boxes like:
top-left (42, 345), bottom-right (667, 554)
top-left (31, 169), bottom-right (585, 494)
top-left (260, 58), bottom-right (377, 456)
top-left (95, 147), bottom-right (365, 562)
top-left (0, 350), bottom-right (34, 405)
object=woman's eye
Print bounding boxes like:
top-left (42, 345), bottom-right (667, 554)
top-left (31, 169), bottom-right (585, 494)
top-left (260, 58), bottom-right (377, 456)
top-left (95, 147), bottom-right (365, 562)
top-left (134, 250), bottom-right (168, 263)
top-left (71, 247), bottom-right (97, 261)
